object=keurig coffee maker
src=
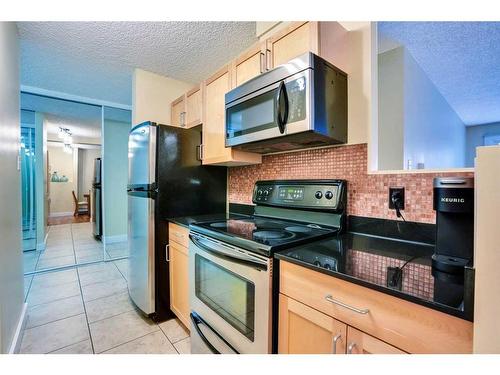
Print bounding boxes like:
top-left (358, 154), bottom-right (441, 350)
top-left (432, 177), bottom-right (474, 274)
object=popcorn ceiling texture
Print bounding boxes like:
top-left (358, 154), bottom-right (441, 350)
top-left (228, 143), bottom-right (474, 224)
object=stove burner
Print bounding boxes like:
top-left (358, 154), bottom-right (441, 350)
top-left (252, 230), bottom-right (295, 241)
top-left (285, 226), bottom-right (313, 233)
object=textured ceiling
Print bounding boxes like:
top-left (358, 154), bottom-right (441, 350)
top-left (18, 22), bottom-right (257, 105)
top-left (378, 22), bottom-right (500, 126)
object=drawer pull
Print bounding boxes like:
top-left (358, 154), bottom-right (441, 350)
top-left (347, 342), bottom-right (357, 354)
top-left (325, 294), bottom-right (370, 315)
top-left (332, 334), bottom-right (342, 354)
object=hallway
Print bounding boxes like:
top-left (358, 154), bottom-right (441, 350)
top-left (20, 223), bottom-right (189, 354)
top-left (24, 222), bottom-right (129, 274)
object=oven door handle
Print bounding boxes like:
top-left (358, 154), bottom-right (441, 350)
top-left (190, 312), bottom-right (238, 354)
top-left (189, 234), bottom-right (268, 271)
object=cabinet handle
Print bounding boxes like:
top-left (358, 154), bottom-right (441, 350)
top-left (332, 334), bottom-right (342, 354)
top-left (165, 244), bottom-right (170, 262)
top-left (259, 52), bottom-right (265, 74)
top-left (347, 342), bottom-right (357, 354)
top-left (265, 49), bottom-right (271, 70)
top-left (325, 295), bottom-right (370, 315)
top-left (180, 112), bottom-right (186, 127)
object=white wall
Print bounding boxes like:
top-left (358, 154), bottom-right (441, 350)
top-left (465, 122), bottom-right (500, 167)
top-left (48, 145), bottom-right (76, 215)
top-left (132, 69), bottom-right (193, 126)
top-left (378, 46), bottom-right (466, 170)
top-left (378, 47), bottom-right (405, 170)
top-left (403, 48), bottom-right (465, 169)
top-left (0, 22), bottom-right (24, 354)
top-left (77, 147), bottom-right (101, 200)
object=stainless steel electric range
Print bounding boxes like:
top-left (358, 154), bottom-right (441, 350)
top-left (188, 179), bottom-right (347, 354)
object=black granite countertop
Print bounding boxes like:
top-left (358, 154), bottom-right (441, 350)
top-left (275, 232), bottom-right (474, 321)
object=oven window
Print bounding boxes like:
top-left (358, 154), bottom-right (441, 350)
top-left (195, 254), bottom-right (255, 342)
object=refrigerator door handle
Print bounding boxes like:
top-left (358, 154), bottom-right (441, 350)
top-left (165, 244), bottom-right (170, 262)
top-left (196, 144), bottom-right (203, 161)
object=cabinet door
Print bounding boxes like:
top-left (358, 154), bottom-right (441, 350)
top-left (169, 241), bottom-right (190, 329)
top-left (279, 293), bottom-right (347, 354)
top-left (346, 327), bottom-right (405, 354)
top-left (267, 22), bottom-right (319, 68)
top-left (232, 42), bottom-right (266, 87)
top-left (171, 94), bottom-right (186, 127)
top-left (186, 86), bottom-right (202, 127)
top-left (203, 66), bottom-right (232, 163)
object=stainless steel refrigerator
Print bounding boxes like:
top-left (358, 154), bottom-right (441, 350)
top-left (127, 121), bottom-right (227, 322)
top-left (92, 158), bottom-right (102, 239)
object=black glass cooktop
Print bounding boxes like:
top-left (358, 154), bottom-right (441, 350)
top-left (190, 216), bottom-right (338, 257)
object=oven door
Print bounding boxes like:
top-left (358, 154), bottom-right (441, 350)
top-left (225, 69), bottom-right (312, 147)
top-left (189, 232), bottom-right (272, 354)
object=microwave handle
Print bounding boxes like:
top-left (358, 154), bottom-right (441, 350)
top-left (276, 80), bottom-right (289, 134)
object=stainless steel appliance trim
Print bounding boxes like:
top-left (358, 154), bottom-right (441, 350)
top-left (149, 125), bottom-right (157, 185)
top-left (189, 233), bottom-right (272, 354)
top-left (189, 232), bottom-right (268, 270)
top-left (225, 69), bottom-right (312, 147)
top-left (325, 294), bottom-right (370, 315)
top-left (225, 52), bottom-right (313, 104)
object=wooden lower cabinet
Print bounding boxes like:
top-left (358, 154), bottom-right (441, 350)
top-left (279, 294), bottom-right (347, 354)
top-left (168, 223), bottom-right (190, 329)
top-left (346, 327), bottom-right (405, 354)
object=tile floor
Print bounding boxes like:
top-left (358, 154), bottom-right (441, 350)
top-left (23, 222), bottom-right (129, 275)
top-left (20, 222), bottom-right (189, 354)
top-left (21, 259), bottom-right (191, 354)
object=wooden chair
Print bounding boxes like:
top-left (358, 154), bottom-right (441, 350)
top-left (72, 190), bottom-right (89, 216)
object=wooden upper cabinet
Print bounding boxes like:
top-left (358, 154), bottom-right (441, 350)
top-left (231, 42), bottom-right (266, 88)
top-left (266, 21), bottom-right (349, 72)
top-left (346, 327), bottom-right (405, 354)
top-left (171, 94), bottom-right (186, 127)
top-left (279, 293), bottom-right (347, 354)
top-left (185, 85), bottom-right (202, 127)
top-left (202, 65), bottom-right (262, 166)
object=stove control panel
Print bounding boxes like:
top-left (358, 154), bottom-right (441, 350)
top-left (253, 180), bottom-right (346, 211)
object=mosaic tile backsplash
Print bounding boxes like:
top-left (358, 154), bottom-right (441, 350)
top-left (228, 143), bottom-right (473, 224)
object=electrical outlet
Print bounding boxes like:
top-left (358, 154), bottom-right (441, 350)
top-left (386, 267), bottom-right (403, 290)
top-left (389, 187), bottom-right (405, 210)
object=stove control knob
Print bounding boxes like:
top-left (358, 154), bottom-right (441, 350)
top-left (257, 190), bottom-right (263, 195)
top-left (325, 191), bottom-right (333, 200)
top-left (324, 263), bottom-right (332, 270)
top-left (315, 191), bottom-right (323, 199)
top-left (264, 190), bottom-right (269, 196)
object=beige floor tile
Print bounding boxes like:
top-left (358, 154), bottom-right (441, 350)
top-left (26, 295), bottom-right (84, 329)
top-left (78, 261), bottom-right (117, 276)
top-left (102, 331), bottom-right (177, 354)
top-left (50, 339), bottom-right (93, 354)
top-left (20, 314), bottom-right (89, 354)
top-left (89, 310), bottom-right (159, 353)
top-left (28, 280), bottom-right (81, 306)
top-left (159, 318), bottom-right (189, 343)
top-left (173, 337), bottom-right (191, 354)
top-left (79, 266), bottom-right (123, 286)
top-left (31, 268), bottom-right (78, 289)
top-left (81, 277), bottom-right (128, 302)
top-left (36, 255), bottom-right (75, 270)
top-left (24, 276), bottom-right (33, 300)
top-left (85, 291), bottom-right (135, 323)
top-left (40, 247), bottom-right (74, 259)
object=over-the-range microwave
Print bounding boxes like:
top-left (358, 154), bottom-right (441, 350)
top-left (225, 52), bottom-right (348, 154)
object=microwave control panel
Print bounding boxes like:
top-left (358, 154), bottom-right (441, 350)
top-left (285, 77), bottom-right (307, 124)
top-left (253, 180), bottom-right (346, 211)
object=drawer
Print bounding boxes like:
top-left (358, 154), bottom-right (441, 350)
top-left (168, 222), bottom-right (189, 248)
top-left (279, 261), bottom-right (473, 354)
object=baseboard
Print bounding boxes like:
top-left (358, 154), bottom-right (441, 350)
top-left (49, 211), bottom-right (74, 218)
top-left (8, 302), bottom-right (28, 354)
top-left (103, 234), bottom-right (128, 244)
